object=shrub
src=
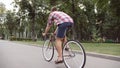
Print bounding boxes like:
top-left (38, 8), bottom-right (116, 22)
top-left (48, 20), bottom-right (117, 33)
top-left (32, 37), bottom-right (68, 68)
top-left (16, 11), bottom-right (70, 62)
top-left (105, 39), bottom-right (114, 43)
top-left (9, 36), bottom-right (32, 41)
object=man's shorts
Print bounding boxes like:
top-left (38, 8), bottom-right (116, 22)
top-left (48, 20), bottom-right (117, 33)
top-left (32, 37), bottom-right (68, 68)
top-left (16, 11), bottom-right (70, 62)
top-left (56, 22), bottom-right (73, 38)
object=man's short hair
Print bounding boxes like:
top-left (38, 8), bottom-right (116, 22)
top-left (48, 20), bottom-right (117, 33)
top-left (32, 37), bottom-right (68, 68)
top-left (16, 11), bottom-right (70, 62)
top-left (51, 6), bottom-right (58, 11)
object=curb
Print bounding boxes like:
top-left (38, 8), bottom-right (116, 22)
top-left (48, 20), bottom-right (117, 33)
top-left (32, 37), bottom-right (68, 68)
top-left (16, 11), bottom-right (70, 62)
top-left (13, 42), bottom-right (120, 62)
top-left (28, 44), bottom-right (120, 62)
top-left (86, 52), bottom-right (120, 62)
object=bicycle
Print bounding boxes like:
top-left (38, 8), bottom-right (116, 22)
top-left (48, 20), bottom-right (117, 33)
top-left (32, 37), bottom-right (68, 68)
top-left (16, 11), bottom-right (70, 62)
top-left (42, 30), bottom-right (86, 68)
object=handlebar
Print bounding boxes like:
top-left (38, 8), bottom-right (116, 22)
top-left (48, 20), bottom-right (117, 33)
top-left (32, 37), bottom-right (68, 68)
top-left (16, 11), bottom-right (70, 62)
top-left (42, 33), bottom-right (56, 40)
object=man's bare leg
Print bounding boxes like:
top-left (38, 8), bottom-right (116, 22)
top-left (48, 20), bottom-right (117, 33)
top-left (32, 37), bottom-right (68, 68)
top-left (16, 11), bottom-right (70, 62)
top-left (63, 36), bottom-right (69, 50)
top-left (55, 37), bottom-right (63, 62)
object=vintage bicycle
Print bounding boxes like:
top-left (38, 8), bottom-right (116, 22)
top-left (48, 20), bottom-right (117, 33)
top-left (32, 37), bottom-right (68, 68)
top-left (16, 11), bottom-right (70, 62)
top-left (42, 28), bottom-right (86, 68)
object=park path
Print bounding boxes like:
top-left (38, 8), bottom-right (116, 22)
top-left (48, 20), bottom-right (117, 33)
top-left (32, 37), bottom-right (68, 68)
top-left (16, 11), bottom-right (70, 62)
top-left (0, 40), bottom-right (120, 68)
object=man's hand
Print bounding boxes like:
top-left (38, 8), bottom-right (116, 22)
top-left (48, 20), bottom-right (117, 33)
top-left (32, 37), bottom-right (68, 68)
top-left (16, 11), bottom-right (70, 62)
top-left (42, 25), bottom-right (51, 37)
top-left (42, 33), bottom-right (46, 36)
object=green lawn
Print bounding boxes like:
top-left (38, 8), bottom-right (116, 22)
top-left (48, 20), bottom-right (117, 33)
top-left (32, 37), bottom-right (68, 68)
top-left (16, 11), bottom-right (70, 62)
top-left (14, 41), bottom-right (44, 46)
top-left (15, 41), bottom-right (120, 56)
top-left (82, 43), bottom-right (120, 56)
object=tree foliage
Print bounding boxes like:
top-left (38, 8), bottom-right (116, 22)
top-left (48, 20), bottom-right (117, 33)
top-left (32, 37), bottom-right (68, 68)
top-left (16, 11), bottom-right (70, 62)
top-left (2, 0), bottom-right (120, 42)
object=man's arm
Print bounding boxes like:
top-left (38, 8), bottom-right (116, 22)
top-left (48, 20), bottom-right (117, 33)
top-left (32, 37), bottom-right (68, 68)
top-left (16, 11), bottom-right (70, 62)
top-left (43, 12), bottom-right (53, 36)
top-left (42, 25), bottom-right (52, 36)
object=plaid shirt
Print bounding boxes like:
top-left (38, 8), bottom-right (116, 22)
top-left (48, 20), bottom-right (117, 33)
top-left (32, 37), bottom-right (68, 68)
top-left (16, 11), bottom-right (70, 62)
top-left (47, 11), bottom-right (74, 26)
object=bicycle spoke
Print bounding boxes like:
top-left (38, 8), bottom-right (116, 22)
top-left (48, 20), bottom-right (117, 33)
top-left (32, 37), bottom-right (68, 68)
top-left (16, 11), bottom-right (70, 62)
top-left (63, 40), bottom-right (86, 68)
top-left (42, 40), bottom-right (54, 62)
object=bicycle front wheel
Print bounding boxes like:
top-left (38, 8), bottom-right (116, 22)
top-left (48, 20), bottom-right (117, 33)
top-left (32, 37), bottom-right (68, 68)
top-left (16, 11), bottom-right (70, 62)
top-left (63, 40), bottom-right (86, 68)
top-left (42, 39), bottom-right (54, 62)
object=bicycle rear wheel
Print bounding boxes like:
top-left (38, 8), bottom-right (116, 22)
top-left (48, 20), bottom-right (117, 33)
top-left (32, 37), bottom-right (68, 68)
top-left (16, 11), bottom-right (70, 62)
top-left (42, 39), bottom-right (54, 62)
top-left (63, 40), bottom-right (86, 68)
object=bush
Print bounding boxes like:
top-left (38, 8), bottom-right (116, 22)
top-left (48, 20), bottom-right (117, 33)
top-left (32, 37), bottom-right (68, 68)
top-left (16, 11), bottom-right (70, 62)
top-left (105, 39), bottom-right (114, 43)
top-left (9, 36), bottom-right (32, 41)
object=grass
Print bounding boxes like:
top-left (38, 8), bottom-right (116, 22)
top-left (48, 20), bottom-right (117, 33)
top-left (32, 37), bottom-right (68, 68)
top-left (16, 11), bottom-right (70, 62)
top-left (14, 41), bottom-right (120, 56)
top-left (82, 43), bottom-right (120, 56)
top-left (14, 40), bottom-right (44, 47)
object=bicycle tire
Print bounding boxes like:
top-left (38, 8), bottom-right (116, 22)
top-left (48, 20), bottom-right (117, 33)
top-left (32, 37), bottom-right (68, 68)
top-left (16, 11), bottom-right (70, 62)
top-left (42, 39), bottom-right (54, 62)
top-left (63, 40), bottom-right (86, 68)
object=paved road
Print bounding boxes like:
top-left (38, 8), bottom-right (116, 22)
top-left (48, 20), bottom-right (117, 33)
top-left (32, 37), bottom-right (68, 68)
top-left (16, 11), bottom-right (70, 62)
top-left (0, 40), bottom-right (120, 68)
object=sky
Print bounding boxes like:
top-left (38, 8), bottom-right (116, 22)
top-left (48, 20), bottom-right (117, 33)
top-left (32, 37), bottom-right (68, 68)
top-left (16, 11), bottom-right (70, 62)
top-left (0, 0), bottom-right (14, 10)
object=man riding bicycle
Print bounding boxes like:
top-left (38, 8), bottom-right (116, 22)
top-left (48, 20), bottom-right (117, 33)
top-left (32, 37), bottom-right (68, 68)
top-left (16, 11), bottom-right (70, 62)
top-left (42, 6), bottom-right (74, 64)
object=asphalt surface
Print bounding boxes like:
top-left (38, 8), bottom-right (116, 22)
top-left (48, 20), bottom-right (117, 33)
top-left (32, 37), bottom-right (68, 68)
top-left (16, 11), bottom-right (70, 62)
top-left (0, 40), bottom-right (120, 68)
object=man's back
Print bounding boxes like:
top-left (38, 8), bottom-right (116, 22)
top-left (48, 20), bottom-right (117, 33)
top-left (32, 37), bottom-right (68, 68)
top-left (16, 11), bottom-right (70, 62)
top-left (48, 11), bottom-right (73, 25)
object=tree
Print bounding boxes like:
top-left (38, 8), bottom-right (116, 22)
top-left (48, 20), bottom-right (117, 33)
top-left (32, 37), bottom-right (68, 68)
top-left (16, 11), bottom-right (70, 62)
top-left (93, 0), bottom-right (120, 42)
top-left (4, 11), bottom-right (18, 36)
top-left (0, 2), bottom-right (6, 38)
top-left (7, 0), bottom-right (119, 42)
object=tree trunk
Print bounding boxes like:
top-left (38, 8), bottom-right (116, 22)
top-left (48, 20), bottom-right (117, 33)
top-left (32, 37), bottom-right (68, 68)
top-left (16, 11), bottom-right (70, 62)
top-left (31, 16), bottom-right (36, 41)
top-left (71, 0), bottom-right (76, 40)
